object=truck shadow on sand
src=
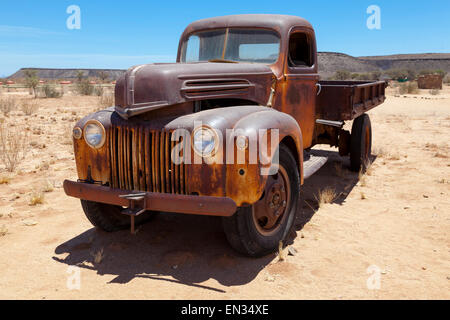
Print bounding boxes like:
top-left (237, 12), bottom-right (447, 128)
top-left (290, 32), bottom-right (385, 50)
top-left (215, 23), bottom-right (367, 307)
top-left (53, 150), bottom-right (374, 292)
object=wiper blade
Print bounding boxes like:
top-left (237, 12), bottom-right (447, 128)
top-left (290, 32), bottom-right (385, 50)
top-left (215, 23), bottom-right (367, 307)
top-left (208, 59), bottom-right (238, 64)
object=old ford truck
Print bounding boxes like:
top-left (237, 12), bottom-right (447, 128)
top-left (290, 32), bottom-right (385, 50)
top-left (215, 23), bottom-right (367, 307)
top-left (64, 14), bottom-right (385, 257)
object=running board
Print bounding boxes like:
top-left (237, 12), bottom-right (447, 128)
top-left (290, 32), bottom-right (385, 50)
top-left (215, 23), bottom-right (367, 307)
top-left (303, 152), bottom-right (328, 180)
top-left (316, 119), bottom-right (344, 128)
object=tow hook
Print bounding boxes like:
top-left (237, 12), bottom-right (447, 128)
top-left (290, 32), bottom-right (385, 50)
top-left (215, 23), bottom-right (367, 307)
top-left (119, 193), bottom-right (147, 234)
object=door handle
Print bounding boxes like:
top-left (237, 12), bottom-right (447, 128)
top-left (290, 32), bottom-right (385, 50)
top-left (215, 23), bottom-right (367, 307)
top-left (316, 83), bottom-right (322, 96)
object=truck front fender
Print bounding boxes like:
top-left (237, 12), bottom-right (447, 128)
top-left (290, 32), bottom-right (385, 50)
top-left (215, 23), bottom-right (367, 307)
top-left (227, 108), bottom-right (304, 206)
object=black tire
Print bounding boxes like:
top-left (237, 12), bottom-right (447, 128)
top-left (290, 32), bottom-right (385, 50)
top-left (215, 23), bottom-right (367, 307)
top-left (222, 144), bottom-right (300, 257)
top-left (350, 114), bottom-right (372, 172)
top-left (80, 200), bottom-right (155, 232)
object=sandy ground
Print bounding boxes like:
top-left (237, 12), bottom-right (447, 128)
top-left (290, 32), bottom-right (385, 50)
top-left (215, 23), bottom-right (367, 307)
top-left (0, 86), bottom-right (449, 300)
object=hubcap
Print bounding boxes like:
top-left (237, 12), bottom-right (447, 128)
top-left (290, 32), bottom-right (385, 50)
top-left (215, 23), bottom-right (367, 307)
top-left (252, 165), bottom-right (291, 235)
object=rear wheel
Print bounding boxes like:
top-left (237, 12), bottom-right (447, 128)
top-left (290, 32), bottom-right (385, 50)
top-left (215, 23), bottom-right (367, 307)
top-left (222, 144), bottom-right (300, 257)
top-left (81, 200), bottom-right (155, 232)
top-left (350, 114), bottom-right (372, 172)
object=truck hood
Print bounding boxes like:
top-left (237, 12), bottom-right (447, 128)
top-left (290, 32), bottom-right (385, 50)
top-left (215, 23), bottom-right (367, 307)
top-left (114, 62), bottom-right (274, 118)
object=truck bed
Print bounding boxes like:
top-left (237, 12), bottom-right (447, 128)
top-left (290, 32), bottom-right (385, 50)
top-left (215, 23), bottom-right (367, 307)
top-left (316, 80), bottom-right (386, 121)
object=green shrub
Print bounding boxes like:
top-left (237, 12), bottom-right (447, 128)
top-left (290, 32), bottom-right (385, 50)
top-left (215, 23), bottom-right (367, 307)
top-left (76, 80), bottom-right (94, 96)
top-left (94, 86), bottom-right (104, 96)
top-left (398, 81), bottom-right (419, 94)
top-left (387, 69), bottom-right (416, 81)
top-left (42, 84), bottom-right (62, 98)
top-left (333, 70), bottom-right (352, 80)
top-left (419, 69), bottom-right (447, 78)
top-left (24, 70), bottom-right (39, 98)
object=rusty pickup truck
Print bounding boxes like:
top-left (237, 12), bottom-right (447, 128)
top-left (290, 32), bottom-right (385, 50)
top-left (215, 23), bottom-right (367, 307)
top-left (64, 14), bottom-right (386, 257)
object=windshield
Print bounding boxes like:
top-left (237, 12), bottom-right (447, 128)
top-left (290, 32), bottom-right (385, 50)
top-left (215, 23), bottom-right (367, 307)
top-left (181, 28), bottom-right (280, 64)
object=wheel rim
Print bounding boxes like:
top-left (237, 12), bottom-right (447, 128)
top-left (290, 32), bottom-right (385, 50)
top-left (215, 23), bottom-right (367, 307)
top-left (252, 164), bottom-right (291, 236)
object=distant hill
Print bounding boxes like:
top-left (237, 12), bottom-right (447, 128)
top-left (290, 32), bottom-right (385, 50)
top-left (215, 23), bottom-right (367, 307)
top-left (357, 53), bottom-right (450, 75)
top-left (318, 52), bottom-right (381, 78)
top-left (7, 68), bottom-right (126, 80)
top-left (318, 52), bottom-right (450, 78)
top-left (6, 53), bottom-right (450, 80)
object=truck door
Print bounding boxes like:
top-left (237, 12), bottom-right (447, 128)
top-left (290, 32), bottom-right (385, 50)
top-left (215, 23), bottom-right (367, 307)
top-left (278, 29), bottom-right (319, 149)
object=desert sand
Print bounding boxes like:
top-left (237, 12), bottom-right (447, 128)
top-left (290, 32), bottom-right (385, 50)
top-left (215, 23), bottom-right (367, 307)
top-left (0, 86), bottom-right (449, 299)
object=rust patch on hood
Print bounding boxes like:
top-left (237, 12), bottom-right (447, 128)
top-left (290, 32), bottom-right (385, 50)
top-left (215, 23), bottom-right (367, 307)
top-left (114, 62), bottom-right (273, 118)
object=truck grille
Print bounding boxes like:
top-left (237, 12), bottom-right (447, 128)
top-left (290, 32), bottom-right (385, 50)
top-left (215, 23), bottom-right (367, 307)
top-left (109, 125), bottom-right (188, 194)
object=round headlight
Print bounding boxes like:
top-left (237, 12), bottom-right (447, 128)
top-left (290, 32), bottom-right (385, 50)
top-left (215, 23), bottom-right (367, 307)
top-left (193, 127), bottom-right (218, 157)
top-left (73, 127), bottom-right (82, 140)
top-left (236, 135), bottom-right (249, 150)
top-left (83, 120), bottom-right (106, 149)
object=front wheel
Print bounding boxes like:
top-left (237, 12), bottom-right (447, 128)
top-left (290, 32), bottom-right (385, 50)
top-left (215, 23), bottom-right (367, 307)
top-left (222, 144), bottom-right (300, 257)
top-left (81, 200), bottom-right (155, 232)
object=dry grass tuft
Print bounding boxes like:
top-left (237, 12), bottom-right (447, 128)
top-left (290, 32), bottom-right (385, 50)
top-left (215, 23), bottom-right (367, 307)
top-left (0, 97), bottom-right (17, 116)
top-left (62, 124), bottom-right (74, 146)
top-left (434, 152), bottom-right (448, 159)
top-left (28, 191), bottom-right (45, 206)
top-left (36, 161), bottom-right (50, 171)
top-left (0, 175), bottom-right (11, 184)
top-left (20, 101), bottom-right (39, 116)
top-left (424, 142), bottom-right (439, 150)
top-left (0, 124), bottom-right (29, 172)
top-left (334, 162), bottom-right (346, 178)
top-left (360, 192), bottom-right (367, 200)
top-left (387, 153), bottom-right (401, 161)
top-left (429, 89), bottom-right (440, 95)
top-left (358, 171), bottom-right (367, 187)
top-left (315, 187), bottom-right (337, 208)
top-left (277, 241), bottom-right (287, 262)
top-left (98, 94), bottom-right (114, 110)
top-left (92, 248), bottom-right (105, 264)
top-left (364, 159), bottom-right (374, 176)
top-left (0, 225), bottom-right (8, 237)
top-left (373, 146), bottom-right (387, 158)
top-left (42, 180), bottom-right (54, 193)
top-left (398, 82), bottom-right (419, 95)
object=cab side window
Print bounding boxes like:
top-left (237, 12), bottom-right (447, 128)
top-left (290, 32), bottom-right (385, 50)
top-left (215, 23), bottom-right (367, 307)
top-left (288, 32), bottom-right (313, 67)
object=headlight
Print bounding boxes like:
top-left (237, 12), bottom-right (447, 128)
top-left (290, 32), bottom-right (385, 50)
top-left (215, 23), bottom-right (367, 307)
top-left (73, 127), bottom-right (82, 140)
top-left (83, 120), bottom-right (106, 149)
top-left (236, 135), bottom-right (249, 150)
top-left (193, 126), bottom-right (219, 157)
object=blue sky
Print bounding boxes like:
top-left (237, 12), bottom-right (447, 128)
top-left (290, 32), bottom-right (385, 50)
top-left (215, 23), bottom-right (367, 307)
top-left (0, 0), bottom-right (449, 77)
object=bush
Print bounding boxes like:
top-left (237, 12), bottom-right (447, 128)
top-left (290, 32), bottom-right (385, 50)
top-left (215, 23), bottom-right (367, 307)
top-left (419, 69), bottom-right (447, 78)
top-left (429, 89), bottom-right (440, 95)
top-left (0, 124), bottom-right (28, 172)
top-left (444, 75), bottom-right (450, 85)
top-left (387, 69), bottom-right (416, 81)
top-left (20, 101), bottom-right (39, 115)
top-left (0, 97), bottom-right (16, 116)
top-left (98, 94), bottom-right (114, 109)
top-left (333, 70), bottom-right (352, 80)
top-left (76, 80), bottom-right (94, 95)
top-left (398, 81), bottom-right (419, 94)
top-left (94, 86), bottom-right (104, 96)
top-left (42, 84), bottom-right (62, 98)
top-left (24, 70), bottom-right (39, 98)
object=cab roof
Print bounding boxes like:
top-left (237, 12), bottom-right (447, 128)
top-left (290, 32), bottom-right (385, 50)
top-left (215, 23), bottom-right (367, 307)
top-left (181, 14), bottom-right (313, 37)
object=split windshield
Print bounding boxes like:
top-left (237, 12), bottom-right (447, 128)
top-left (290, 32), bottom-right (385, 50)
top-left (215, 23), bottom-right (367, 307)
top-left (181, 28), bottom-right (280, 64)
